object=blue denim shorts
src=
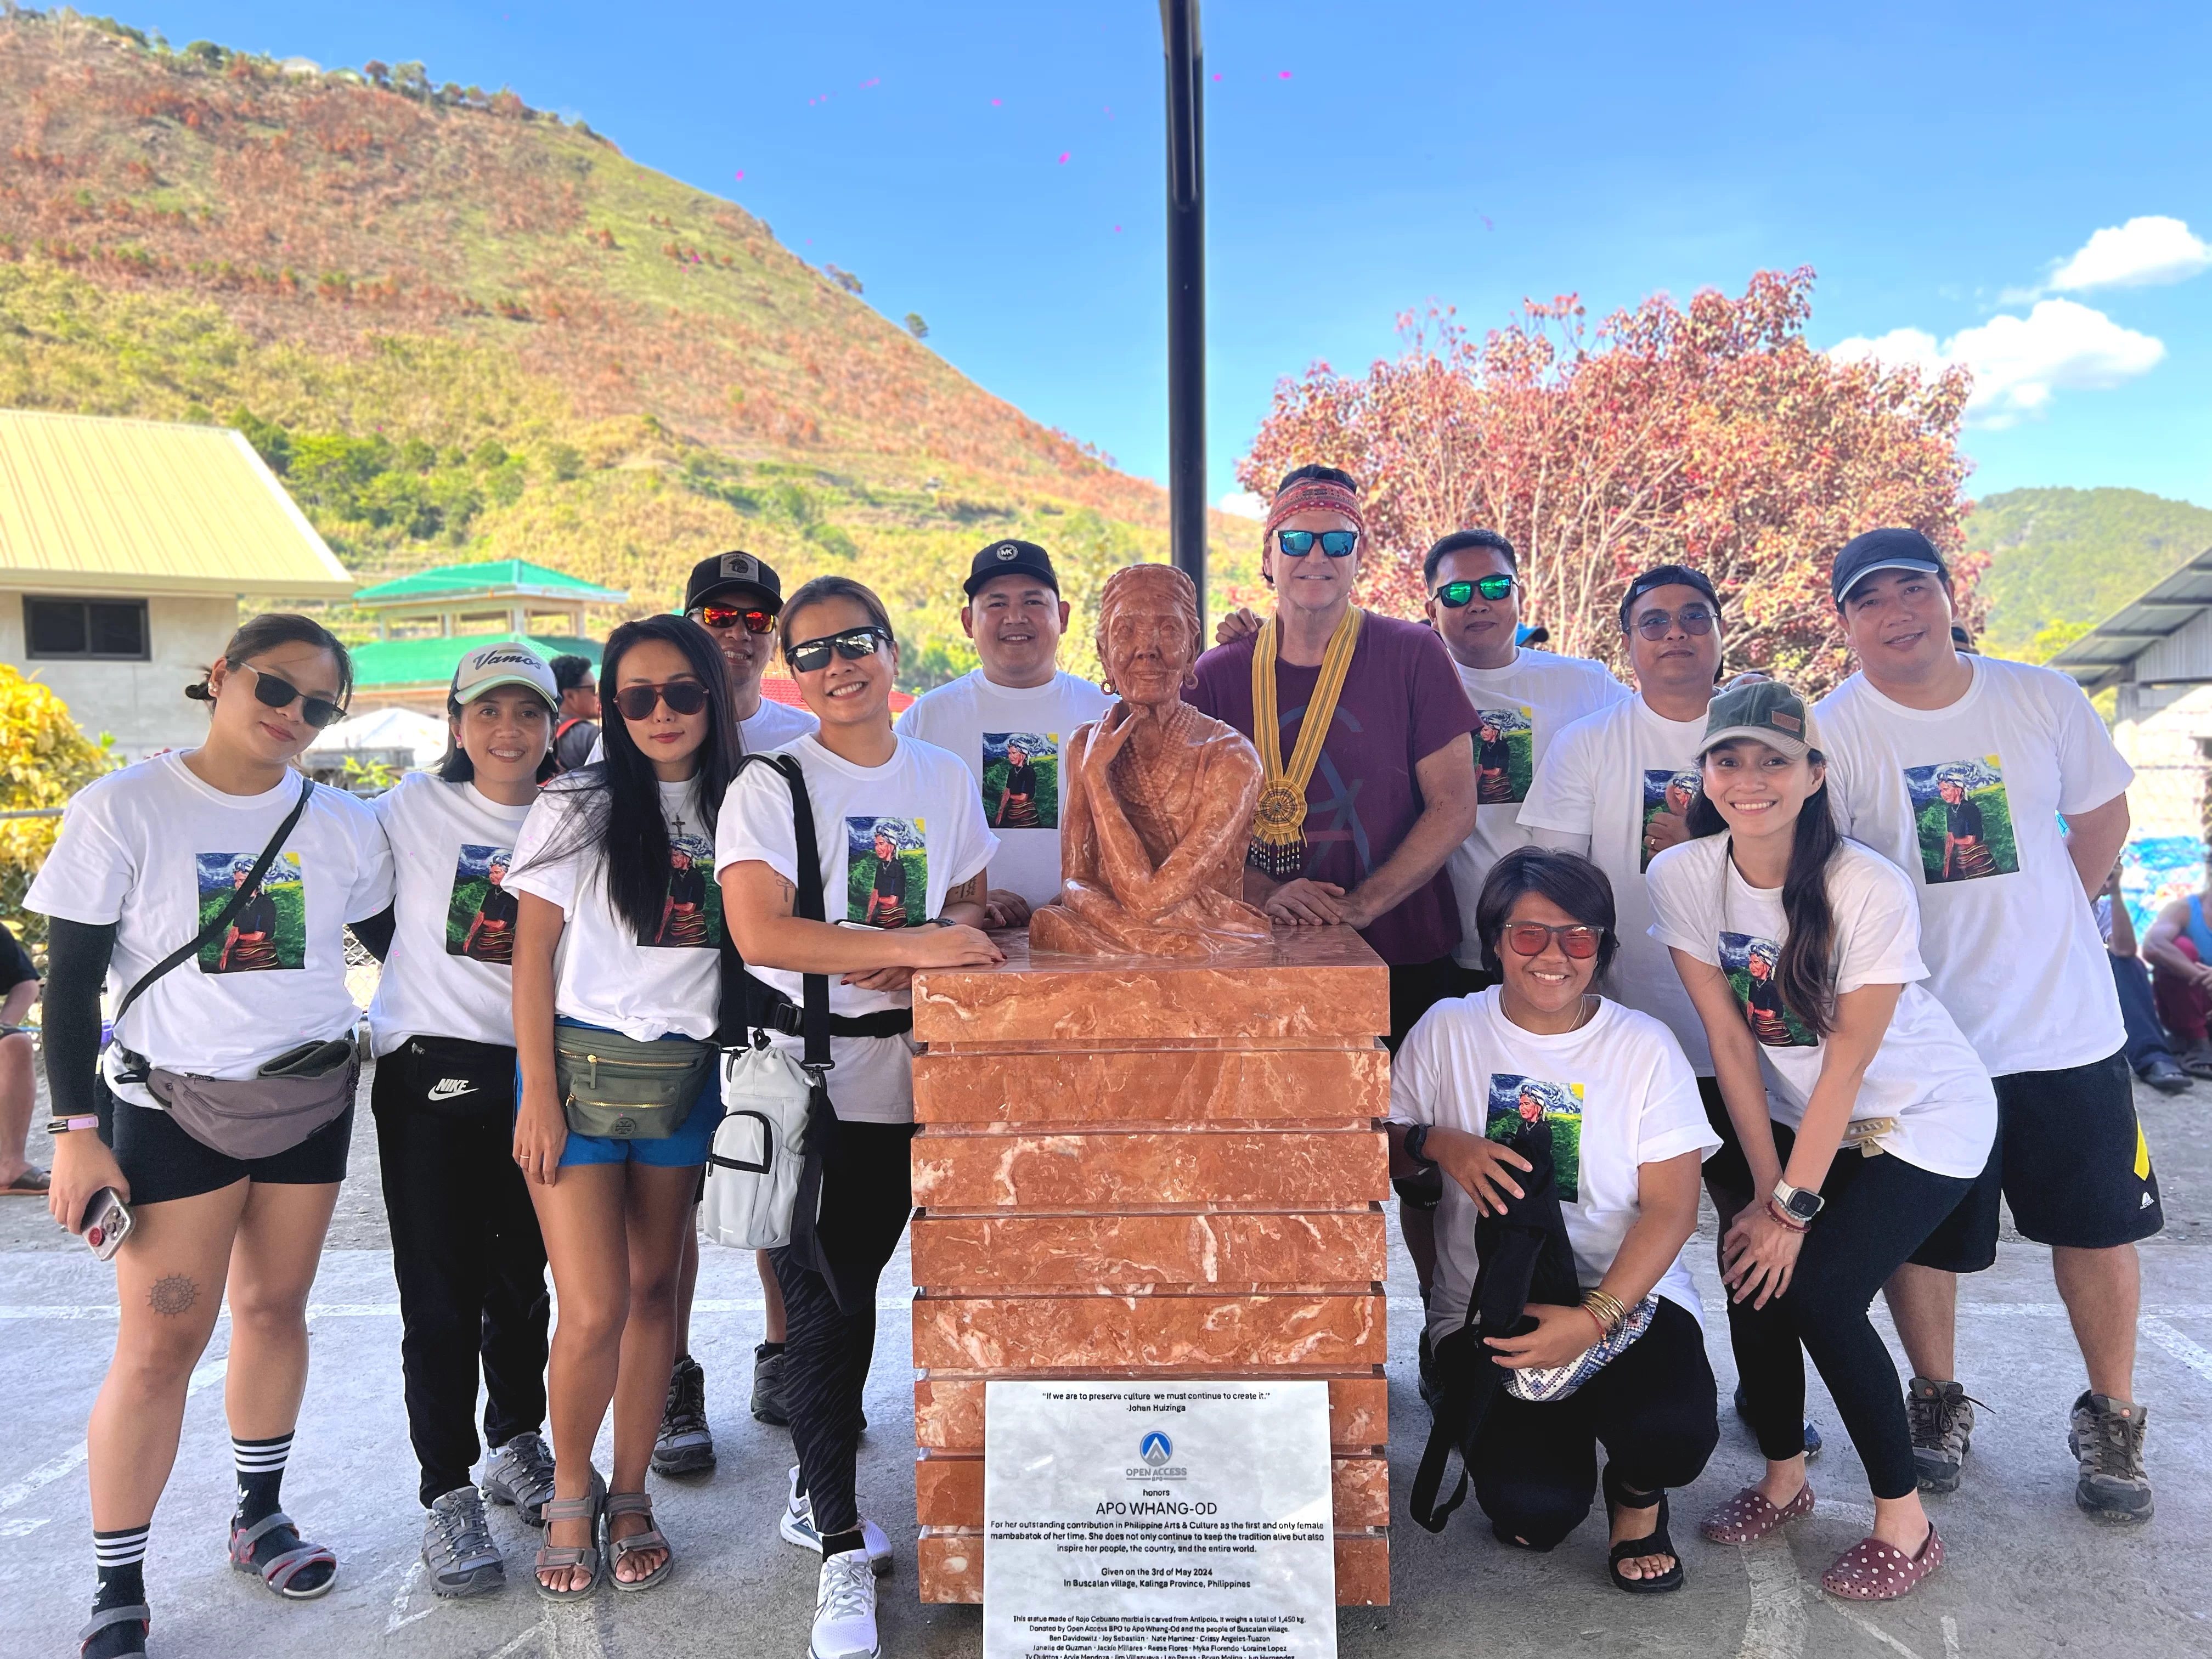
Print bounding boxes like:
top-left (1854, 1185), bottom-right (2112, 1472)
top-left (517, 1019), bottom-right (724, 1170)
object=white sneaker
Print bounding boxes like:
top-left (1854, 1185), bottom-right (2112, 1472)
top-left (781, 1465), bottom-right (893, 1576)
top-left (810, 1550), bottom-right (880, 1659)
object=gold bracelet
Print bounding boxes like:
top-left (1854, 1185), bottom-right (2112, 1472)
top-left (1581, 1289), bottom-right (1627, 1340)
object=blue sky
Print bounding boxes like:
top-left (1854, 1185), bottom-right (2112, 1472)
top-left (135, 2), bottom-right (2212, 512)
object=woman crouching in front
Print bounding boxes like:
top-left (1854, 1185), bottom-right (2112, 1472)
top-left (506, 616), bottom-right (741, 1599)
top-left (1389, 847), bottom-right (1720, 1593)
top-left (715, 576), bottom-right (1002, 1659)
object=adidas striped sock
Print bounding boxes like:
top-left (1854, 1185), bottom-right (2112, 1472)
top-left (233, 1432), bottom-right (293, 1528)
top-left (92, 1523), bottom-right (150, 1609)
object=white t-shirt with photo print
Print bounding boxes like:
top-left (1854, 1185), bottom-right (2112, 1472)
top-left (1646, 832), bottom-right (1996, 1180)
top-left (1446, 648), bottom-right (1630, 969)
top-left (1815, 656), bottom-right (2134, 1075)
top-left (365, 771), bottom-right (535, 1057)
top-left (1387, 987), bottom-right (1720, 1342)
top-left (895, 668), bottom-right (1110, 911)
top-left (504, 775), bottom-right (723, 1042)
top-left (26, 752), bottom-right (394, 1109)
top-left (714, 732), bottom-right (1000, 1122)
top-left (1516, 696), bottom-right (1714, 1070)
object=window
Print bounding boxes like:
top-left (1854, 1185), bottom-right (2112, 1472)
top-left (24, 597), bottom-right (151, 661)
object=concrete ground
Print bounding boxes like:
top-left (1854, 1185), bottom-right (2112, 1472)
top-left (1, 1068), bottom-right (2207, 1659)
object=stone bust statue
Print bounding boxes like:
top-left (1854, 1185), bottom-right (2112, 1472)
top-left (1029, 564), bottom-right (1274, 957)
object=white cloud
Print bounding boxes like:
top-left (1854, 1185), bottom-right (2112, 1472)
top-left (1830, 298), bottom-right (2164, 428)
top-left (1216, 490), bottom-right (1267, 520)
top-left (2051, 216), bottom-right (2211, 291)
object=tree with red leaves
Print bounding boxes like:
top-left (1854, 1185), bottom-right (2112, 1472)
top-left (1236, 269), bottom-right (1979, 695)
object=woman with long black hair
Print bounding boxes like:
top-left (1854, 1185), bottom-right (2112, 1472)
top-left (505, 615), bottom-right (741, 1600)
top-left (716, 575), bottom-right (1003, 1659)
top-left (1647, 681), bottom-right (1995, 1601)
top-left (32, 614), bottom-right (393, 1659)
top-left (353, 643), bottom-right (564, 1597)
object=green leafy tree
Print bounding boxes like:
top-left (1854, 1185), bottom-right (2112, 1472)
top-left (904, 313), bottom-right (929, 340)
top-left (0, 668), bottom-right (115, 943)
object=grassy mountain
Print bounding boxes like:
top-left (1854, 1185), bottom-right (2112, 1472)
top-left (0, 10), bottom-right (1260, 687)
top-left (1970, 487), bottom-right (2212, 662)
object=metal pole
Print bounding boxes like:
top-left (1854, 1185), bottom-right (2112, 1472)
top-left (1161, 0), bottom-right (1206, 631)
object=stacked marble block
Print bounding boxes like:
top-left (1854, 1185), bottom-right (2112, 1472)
top-left (907, 927), bottom-right (1393, 1606)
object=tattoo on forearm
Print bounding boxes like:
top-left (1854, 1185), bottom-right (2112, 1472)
top-left (946, 873), bottom-right (985, 906)
top-left (148, 1275), bottom-right (198, 1317)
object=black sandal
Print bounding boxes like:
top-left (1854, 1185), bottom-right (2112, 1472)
top-left (1602, 1464), bottom-right (1685, 1594)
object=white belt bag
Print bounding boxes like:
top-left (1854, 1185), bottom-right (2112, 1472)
top-left (702, 1036), bottom-right (815, 1249)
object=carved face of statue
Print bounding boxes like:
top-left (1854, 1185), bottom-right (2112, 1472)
top-left (1098, 568), bottom-right (1200, 708)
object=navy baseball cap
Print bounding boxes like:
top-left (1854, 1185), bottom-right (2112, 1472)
top-left (964, 539), bottom-right (1059, 598)
top-left (1832, 528), bottom-right (1949, 605)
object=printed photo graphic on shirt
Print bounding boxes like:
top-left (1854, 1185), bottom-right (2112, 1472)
top-left (1719, 930), bottom-right (1818, 1048)
top-left (1484, 1073), bottom-right (1583, 1201)
top-left (847, 816), bottom-right (927, 929)
top-left (648, 826), bottom-right (723, 949)
top-left (1474, 706), bottom-right (1534, 805)
top-left (983, 732), bottom-right (1059, 830)
top-left (1903, 756), bottom-right (2018, 885)
top-left (194, 851), bottom-right (305, 974)
top-left (446, 844), bottom-right (520, 964)
top-left (1640, 769), bottom-right (1702, 871)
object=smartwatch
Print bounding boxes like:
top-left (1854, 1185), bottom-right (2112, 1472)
top-left (1403, 1124), bottom-right (1437, 1167)
top-left (1771, 1178), bottom-right (1825, 1225)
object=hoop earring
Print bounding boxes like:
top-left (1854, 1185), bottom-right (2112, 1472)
top-left (1182, 668), bottom-right (1199, 690)
top-left (1099, 679), bottom-right (1114, 696)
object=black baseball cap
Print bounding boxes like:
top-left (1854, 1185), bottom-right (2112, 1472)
top-left (684, 550), bottom-right (783, 613)
top-left (963, 538), bottom-right (1059, 598)
top-left (1831, 528), bottom-right (1948, 605)
top-left (1618, 563), bottom-right (1720, 630)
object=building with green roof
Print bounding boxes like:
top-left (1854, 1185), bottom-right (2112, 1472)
top-left (349, 558), bottom-right (627, 711)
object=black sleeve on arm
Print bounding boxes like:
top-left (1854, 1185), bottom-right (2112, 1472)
top-left (348, 905), bottom-right (397, 963)
top-left (42, 917), bottom-right (116, 1121)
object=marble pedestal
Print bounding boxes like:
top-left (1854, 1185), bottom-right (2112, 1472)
top-left (908, 926), bottom-right (1393, 1606)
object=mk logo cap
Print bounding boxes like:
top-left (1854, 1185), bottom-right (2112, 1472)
top-left (684, 549), bottom-right (785, 613)
top-left (450, 641), bottom-right (560, 707)
top-left (963, 538), bottom-right (1059, 597)
top-left (1697, 679), bottom-right (1815, 761)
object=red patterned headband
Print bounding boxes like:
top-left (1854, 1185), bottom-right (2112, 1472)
top-left (1263, 478), bottom-right (1366, 544)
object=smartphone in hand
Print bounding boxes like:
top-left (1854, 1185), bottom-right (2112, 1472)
top-left (82, 1188), bottom-right (132, 1262)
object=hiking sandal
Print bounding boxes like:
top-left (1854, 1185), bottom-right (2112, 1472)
top-left (227, 1511), bottom-right (338, 1600)
top-left (1602, 1465), bottom-right (1684, 1594)
top-left (78, 1603), bottom-right (150, 1656)
top-left (533, 1474), bottom-right (606, 1602)
top-left (605, 1492), bottom-right (675, 1593)
top-left (1700, 1481), bottom-right (1814, 1544)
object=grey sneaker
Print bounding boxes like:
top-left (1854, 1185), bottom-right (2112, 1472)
top-left (1906, 1376), bottom-right (1977, 1494)
top-left (422, 1487), bottom-right (504, 1598)
top-left (652, 1355), bottom-right (715, 1476)
top-left (779, 1464), bottom-right (894, 1576)
top-left (482, 1430), bottom-right (557, 1527)
top-left (2068, 1392), bottom-right (2153, 1523)
top-left (753, 1343), bottom-right (791, 1426)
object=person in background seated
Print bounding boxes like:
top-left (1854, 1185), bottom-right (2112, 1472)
top-left (2104, 865), bottom-right (2194, 1092)
top-left (2141, 857), bottom-right (2212, 1074)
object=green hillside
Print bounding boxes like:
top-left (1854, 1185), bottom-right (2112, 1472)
top-left (0, 10), bottom-right (1262, 689)
top-left (1972, 487), bottom-right (2212, 662)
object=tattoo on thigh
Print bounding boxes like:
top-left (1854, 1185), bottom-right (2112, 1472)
top-left (148, 1275), bottom-right (199, 1317)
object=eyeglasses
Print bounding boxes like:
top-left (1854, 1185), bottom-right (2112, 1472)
top-left (787, 625), bottom-right (890, 674)
top-left (1504, 922), bottom-right (1602, 960)
top-left (612, 680), bottom-right (712, 721)
top-left (1433, 576), bottom-right (1516, 607)
top-left (1630, 606), bottom-right (1716, 641)
top-left (693, 605), bottom-right (776, 635)
top-left (230, 661), bottom-right (346, 730)
top-left (1275, 529), bottom-right (1359, 558)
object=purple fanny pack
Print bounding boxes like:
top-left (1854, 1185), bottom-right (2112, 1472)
top-left (146, 1038), bottom-right (359, 1160)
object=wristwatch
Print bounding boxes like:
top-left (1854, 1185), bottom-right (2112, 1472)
top-left (1771, 1178), bottom-right (1825, 1225)
top-left (1403, 1124), bottom-right (1437, 1167)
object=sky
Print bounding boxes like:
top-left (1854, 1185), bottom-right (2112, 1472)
top-left (122, 1), bottom-right (2212, 512)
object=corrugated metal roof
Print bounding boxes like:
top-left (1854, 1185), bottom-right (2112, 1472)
top-left (2050, 545), bottom-right (2212, 691)
top-left (354, 560), bottom-right (628, 606)
top-left (0, 409), bottom-right (353, 598)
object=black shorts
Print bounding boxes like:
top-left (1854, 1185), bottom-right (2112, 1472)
top-left (1914, 1047), bottom-right (2160, 1269)
top-left (108, 1079), bottom-right (356, 1207)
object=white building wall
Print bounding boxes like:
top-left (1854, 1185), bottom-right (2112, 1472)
top-left (0, 591), bottom-right (238, 764)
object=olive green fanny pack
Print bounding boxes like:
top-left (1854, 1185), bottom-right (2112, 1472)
top-left (554, 1026), bottom-right (715, 1139)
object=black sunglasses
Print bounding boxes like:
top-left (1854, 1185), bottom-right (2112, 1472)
top-left (787, 625), bottom-right (890, 674)
top-left (1631, 605), bottom-right (1716, 640)
top-left (612, 680), bottom-right (712, 721)
top-left (1276, 529), bottom-right (1359, 558)
top-left (232, 661), bottom-right (346, 730)
top-left (1433, 576), bottom-right (1515, 607)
